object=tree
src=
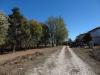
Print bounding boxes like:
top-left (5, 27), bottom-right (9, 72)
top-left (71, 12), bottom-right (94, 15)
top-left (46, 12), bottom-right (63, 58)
top-left (83, 33), bottom-right (92, 47)
top-left (46, 17), bottom-right (56, 47)
top-left (8, 7), bottom-right (26, 52)
top-left (0, 12), bottom-right (9, 45)
top-left (41, 24), bottom-right (50, 47)
top-left (30, 20), bottom-right (43, 48)
top-left (55, 17), bottom-right (68, 45)
top-left (68, 38), bottom-right (73, 46)
top-left (19, 18), bottom-right (31, 49)
top-left (46, 16), bottom-right (68, 46)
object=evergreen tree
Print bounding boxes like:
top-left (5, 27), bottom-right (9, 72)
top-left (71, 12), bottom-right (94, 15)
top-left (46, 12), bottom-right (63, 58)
top-left (8, 7), bottom-right (30, 51)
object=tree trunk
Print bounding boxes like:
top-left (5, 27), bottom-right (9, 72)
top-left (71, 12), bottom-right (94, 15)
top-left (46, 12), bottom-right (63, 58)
top-left (13, 44), bottom-right (16, 53)
top-left (52, 38), bottom-right (54, 47)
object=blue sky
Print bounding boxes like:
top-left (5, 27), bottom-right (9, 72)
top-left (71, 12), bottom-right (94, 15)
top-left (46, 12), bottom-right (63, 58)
top-left (0, 0), bottom-right (100, 40)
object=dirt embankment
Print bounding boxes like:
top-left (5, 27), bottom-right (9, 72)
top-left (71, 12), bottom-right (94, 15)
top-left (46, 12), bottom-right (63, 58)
top-left (72, 47), bottom-right (100, 75)
top-left (0, 46), bottom-right (62, 75)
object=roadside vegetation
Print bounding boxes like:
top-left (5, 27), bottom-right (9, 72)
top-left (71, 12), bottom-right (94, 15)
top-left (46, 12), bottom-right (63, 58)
top-left (0, 7), bottom-right (68, 54)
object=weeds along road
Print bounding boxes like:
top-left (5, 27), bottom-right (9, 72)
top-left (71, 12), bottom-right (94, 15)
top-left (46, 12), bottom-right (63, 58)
top-left (25, 46), bottom-right (97, 75)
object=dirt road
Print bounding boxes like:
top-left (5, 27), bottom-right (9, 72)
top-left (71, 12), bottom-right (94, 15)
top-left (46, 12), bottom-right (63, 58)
top-left (25, 46), bottom-right (97, 75)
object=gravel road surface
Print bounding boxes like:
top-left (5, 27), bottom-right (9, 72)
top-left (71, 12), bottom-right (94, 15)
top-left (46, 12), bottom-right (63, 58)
top-left (25, 46), bottom-right (96, 75)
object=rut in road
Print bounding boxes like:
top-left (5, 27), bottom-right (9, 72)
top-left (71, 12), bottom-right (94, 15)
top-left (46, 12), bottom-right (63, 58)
top-left (25, 46), bottom-right (97, 75)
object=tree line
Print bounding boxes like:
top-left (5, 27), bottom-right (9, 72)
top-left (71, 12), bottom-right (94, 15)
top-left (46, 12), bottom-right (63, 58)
top-left (0, 7), bottom-right (68, 53)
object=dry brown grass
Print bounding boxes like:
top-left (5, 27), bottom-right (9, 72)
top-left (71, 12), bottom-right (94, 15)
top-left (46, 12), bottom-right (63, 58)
top-left (72, 47), bottom-right (100, 75)
top-left (0, 46), bottom-right (62, 75)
